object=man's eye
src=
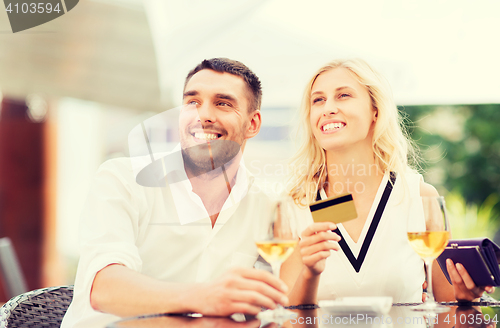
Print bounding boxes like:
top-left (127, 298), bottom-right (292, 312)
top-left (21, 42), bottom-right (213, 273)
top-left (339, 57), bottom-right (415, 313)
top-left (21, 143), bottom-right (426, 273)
top-left (216, 102), bottom-right (231, 107)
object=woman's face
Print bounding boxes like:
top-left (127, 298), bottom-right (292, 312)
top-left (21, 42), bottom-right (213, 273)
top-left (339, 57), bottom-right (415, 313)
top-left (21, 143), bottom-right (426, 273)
top-left (309, 67), bottom-right (377, 153)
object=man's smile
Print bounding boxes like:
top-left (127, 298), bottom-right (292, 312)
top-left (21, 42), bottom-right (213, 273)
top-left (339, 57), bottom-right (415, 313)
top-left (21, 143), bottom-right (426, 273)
top-left (192, 131), bottom-right (223, 142)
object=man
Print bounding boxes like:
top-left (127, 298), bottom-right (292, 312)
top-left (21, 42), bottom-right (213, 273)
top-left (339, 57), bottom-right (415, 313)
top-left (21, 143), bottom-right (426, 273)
top-left (61, 58), bottom-right (290, 328)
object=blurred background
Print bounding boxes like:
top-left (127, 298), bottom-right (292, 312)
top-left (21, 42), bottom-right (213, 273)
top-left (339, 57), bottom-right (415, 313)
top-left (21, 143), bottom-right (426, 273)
top-left (1, 0), bottom-right (500, 301)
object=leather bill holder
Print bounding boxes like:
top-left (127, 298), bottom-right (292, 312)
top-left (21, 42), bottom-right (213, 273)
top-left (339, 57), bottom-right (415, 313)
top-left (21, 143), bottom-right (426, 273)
top-left (309, 193), bottom-right (357, 224)
top-left (437, 238), bottom-right (500, 287)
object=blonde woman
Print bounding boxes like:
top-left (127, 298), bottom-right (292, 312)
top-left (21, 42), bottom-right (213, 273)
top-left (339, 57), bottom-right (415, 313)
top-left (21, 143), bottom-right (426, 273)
top-left (282, 59), bottom-right (493, 304)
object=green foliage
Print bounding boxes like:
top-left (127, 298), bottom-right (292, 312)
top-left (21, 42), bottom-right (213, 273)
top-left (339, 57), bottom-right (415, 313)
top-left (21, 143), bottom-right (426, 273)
top-left (446, 191), bottom-right (499, 239)
top-left (403, 104), bottom-right (500, 226)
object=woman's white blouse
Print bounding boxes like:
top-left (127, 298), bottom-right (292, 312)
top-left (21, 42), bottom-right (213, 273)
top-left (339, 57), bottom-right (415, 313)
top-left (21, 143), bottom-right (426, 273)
top-left (316, 171), bottom-right (426, 303)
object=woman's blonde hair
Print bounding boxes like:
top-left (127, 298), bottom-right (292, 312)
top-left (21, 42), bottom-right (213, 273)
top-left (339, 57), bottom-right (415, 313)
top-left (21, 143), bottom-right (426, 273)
top-left (287, 58), bottom-right (418, 206)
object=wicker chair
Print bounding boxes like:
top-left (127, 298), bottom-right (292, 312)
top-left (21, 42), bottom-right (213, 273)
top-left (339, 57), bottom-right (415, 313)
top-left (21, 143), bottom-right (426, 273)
top-left (0, 285), bottom-right (73, 328)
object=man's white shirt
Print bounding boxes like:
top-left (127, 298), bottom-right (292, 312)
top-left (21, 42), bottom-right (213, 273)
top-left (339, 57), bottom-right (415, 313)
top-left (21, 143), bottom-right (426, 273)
top-left (60, 150), bottom-right (290, 328)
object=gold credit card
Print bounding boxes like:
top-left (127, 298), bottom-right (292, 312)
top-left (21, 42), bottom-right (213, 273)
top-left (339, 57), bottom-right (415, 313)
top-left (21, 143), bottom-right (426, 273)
top-left (309, 193), bottom-right (357, 224)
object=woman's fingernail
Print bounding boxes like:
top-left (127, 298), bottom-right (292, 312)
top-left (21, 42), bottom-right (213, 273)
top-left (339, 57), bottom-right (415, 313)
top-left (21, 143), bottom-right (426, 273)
top-left (329, 224), bottom-right (336, 230)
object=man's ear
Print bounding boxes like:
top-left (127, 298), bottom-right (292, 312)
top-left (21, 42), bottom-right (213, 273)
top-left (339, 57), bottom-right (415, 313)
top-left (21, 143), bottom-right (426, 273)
top-left (245, 110), bottom-right (262, 139)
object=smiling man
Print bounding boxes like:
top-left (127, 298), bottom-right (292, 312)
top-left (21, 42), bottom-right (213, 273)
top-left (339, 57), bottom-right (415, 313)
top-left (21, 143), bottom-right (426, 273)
top-left (178, 64), bottom-right (262, 226)
top-left (61, 58), bottom-right (291, 328)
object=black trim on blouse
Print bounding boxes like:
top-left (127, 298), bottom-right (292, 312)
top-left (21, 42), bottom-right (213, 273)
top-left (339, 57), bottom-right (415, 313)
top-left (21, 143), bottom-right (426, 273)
top-left (316, 172), bottom-right (397, 273)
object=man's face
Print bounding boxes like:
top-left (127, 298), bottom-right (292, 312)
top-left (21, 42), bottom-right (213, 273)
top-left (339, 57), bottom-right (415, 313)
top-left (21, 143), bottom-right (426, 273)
top-left (180, 69), bottom-right (261, 174)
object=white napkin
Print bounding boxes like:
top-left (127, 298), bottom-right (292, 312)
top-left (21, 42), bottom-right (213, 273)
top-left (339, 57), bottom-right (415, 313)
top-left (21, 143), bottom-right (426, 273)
top-left (319, 297), bottom-right (393, 315)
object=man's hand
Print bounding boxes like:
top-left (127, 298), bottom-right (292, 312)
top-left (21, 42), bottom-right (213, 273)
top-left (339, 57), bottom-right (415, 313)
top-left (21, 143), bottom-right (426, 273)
top-left (299, 222), bottom-right (341, 277)
top-left (191, 267), bottom-right (289, 316)
top-left (91, 264), bottom-right (287, 318)
top-left (446, 259), bottom-right (495, 301)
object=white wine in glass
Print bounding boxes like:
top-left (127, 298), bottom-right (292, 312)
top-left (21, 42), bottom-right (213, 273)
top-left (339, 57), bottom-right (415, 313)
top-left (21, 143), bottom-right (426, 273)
top-left (255, 197), bottom-right (299, 322)
top-left (407, 196), bottom-right (450, 313)
top-left (255, 240), bottom-right (298, 265)
top-left (407, 231), bottom-right (449, 260)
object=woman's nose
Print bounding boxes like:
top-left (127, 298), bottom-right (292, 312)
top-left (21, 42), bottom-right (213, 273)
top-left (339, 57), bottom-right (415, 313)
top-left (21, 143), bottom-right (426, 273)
top-left (322, 101), bottom-right (339, 116)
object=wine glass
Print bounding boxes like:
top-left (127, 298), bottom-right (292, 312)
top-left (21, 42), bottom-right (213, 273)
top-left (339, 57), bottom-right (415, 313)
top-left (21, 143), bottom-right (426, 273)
top-left (407, 196), bottom-right (451, 313)
top-left (255, 196), bottom-right (299, 322)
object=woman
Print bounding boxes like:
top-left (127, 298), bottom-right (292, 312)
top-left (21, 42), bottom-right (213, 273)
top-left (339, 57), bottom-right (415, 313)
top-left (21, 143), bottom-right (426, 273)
top-left (281, 58), bottom-right (493, 304)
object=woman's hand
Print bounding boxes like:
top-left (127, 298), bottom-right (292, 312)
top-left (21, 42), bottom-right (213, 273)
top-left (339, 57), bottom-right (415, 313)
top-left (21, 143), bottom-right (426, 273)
top-left (299, 222), bottom-right (341, 277)
top-left (446, 259), bottom-right (495, 301)
top-left (422, 281), bottom-right (428, 302)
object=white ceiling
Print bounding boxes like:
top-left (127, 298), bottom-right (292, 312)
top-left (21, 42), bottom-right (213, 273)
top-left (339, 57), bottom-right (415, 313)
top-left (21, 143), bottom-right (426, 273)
top-left (0, 0), bottom-right (163, 111)
top-left (145, 0), bottom-right (500, 108)
top-left (1, 0), bottom-right (499, 112)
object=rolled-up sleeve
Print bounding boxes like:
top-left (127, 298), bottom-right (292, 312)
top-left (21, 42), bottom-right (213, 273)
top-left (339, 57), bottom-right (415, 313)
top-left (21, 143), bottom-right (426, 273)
top-left (62, 158), bottom-right (146, 327)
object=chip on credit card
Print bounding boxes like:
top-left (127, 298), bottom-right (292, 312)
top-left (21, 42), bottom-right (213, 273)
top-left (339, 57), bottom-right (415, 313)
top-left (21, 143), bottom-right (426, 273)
top-left (309, 193), bottom-right (358, 224)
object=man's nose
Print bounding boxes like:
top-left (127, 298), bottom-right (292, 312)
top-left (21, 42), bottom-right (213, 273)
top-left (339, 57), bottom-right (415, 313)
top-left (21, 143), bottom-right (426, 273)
top-left (197, 103), bottom-right (216, 123)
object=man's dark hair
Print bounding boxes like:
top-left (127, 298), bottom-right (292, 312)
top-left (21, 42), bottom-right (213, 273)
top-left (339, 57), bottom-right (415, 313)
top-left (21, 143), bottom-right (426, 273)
top-left (184, 58), bottom-right (262, 112)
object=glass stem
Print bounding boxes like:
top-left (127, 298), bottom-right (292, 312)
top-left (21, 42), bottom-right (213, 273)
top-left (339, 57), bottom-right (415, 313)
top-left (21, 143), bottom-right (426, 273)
top-left (271, 261), bottom-right (282, 279)
top-left (425, 259), bottom-right (436, 303)
top-left (271, 261), bottom-right (283, 308)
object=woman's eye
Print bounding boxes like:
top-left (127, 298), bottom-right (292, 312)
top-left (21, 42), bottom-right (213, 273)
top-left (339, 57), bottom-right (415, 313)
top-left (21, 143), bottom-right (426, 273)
top-left (312, 98), bottom-right (324, 104)
top-left (339, 93), bottom-right (351, 99)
